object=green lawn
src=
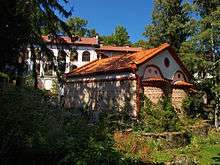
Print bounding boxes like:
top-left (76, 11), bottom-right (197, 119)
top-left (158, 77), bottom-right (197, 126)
top-left (198, 144), bottom-right (220, 165)
top-left (150, 131), bottom-right (220, 164)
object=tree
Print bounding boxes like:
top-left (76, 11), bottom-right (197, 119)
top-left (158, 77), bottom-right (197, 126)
top-left (0, 0), bottom-right (72, 87)
top-left (66, 17), bottom-right (88, 37)
top-left (101, 25), bottom-right (131, 46)
top-left (112, 25), bottom-right (131, 46)
top-left (66, 17), bottom-right (98, 37)
top-left (86, 28), bottom-right (98, 38)
top-left (143, 0), bottom-right (194, 52)
top-left (180, 0), bottom-right (220, 127)
top-left (132, 40), bottom-right (150, 49)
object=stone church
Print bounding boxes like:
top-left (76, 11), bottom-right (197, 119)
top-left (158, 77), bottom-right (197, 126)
top-left (64, 43), bottom-right (193, 117)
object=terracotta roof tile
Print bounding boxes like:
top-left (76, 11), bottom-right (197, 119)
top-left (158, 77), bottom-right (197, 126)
top-left (144, 77), bottom-right (168, 81)
top-left (96, 46), bottom-right (142, 52)
top-left (42, 35), bottom-right (98, 45)
top-left (174, 81), bottom-right (193, 86)
top-left (66, 43), bottom-right (170, 77)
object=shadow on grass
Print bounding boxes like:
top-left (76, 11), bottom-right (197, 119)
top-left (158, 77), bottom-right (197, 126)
top-left (212, 153), bottom-right (220, 163)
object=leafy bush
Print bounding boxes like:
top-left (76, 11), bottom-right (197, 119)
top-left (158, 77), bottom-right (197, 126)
top-left (0, 87), bottom-right (141, 164)
top-left (0, 72), bottom-right (9, 80)
top-left (0, 87), bottom-right (64, 162)
top-left (60, 116), bottom-right (124, 165)
top-left (135, 96), bottom-right (180, 133)
top-left (182, 93), bottom-right (205, 118)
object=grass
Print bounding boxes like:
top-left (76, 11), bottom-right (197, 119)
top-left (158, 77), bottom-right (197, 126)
top-left (114, 129), bottom-right (220, 164)
top-left (199, 144), bottom-right (220, 164)
top-left (149, 130), bottom-right (220, 164)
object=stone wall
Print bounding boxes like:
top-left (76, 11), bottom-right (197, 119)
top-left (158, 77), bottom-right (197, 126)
top-left (172, 88), bottom-right (188, 112)
top-left (64, 79), bottom-right (138, 116)
top-left (143, 83), bottom-right (172, 104)
top-left (144, 85), bottom-right (188, 112)
top-left (144, 86), bottom-right (164, 104)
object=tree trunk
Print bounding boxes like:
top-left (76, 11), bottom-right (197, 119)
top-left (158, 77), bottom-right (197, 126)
top-left (215, 99), bottom-right (219, 128)
top-left (30, 44), bottom-right (38, 89)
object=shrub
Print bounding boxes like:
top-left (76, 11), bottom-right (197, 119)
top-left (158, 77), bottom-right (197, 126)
top-left (182, 93), bottom-right (205, 118)
top-left (59, 113), bottom-right (140, 165)
top-left (0, 87), bottom-right (66, 163)
top-left (135, 96), bottom-right (180, 133)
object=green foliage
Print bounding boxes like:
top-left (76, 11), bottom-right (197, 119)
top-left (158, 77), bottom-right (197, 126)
top-left (182, 93), bottom-right (205, 118)
top-left (0, 0), bottom-right (72, 87)
top-left (149, 130), bottom-right (220, 164)
top-left (51, 80), bottom-right (58, 95)
top-left (0, 72), bottom-right (9, 80)
top-left (136, 96), bottom-right (180, 133)
top-left (0, 87), bottom-right (143, 164)
top-left (131, 40), bottom-right (150, 49)
top-left (66, 17), bottom-right (98, 37)
top-left (101, 25), bottom-right (131, 46)
top-left (60, 117), bottom-right (124, 165)
top-left (144, 0), bottom-right (194, 52)
top-left (0, 87), bottom-right (63, 159)
top-left (25, 74), bottom-right (35, 87)
top-left (179, 1), bottom-right (220, 127)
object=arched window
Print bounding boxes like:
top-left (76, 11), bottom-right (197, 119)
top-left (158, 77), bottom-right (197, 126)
top-left (143, 65), bottom-right (163, 79)
top-left (173, 70), bottom-right (186, 82)
top-left (70, 49), bottom-right (78, 61)
top-left (82, 51), bottom-right (90, 61)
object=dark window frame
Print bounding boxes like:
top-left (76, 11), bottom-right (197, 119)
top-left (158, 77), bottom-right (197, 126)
top-left (82, 51), bottom-right (90, 62)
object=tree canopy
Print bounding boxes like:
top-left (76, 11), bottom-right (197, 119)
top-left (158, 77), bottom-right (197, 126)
top-left (144, 0), bottom-right (194, 52)
top-left (66, 17), bottom-right (98, 37)
top-left (101, 25), bottom-right (131, 46)
top-left (0, 0), bottom-right (72, 87)
top-left (179, 0), bottom-right (220, 127)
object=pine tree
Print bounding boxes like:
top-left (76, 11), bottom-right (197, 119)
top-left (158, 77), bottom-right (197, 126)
top-left (144, 0), bottom-right (193, 52)
top-left (0, 0), bottom-right (72, 87)
top-left (66, 17), bottom-right (98, 37)
top-left (101, 25), bottom-right (131, 46)
top-left (180, 0), bottom-right (220, 127)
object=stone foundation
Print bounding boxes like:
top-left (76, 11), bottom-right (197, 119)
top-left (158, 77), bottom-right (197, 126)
top-left (144, 86), bottom-right (164, 104)
top-left (143, 85), bottom-right (189, 112)
top-left (172, 88), bottom-right (188, 112)
top-left (64, 79), bottom-right (138, 116)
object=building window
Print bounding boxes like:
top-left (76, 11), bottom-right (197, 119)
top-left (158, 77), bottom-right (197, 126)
top-left (82, 51), bottom-right (90, 61)
top-left (70, 48), bottom-right (78, 61)
top-left (57, 50), bottom-right (67, 62)
top-left (164, 57), bottom-right (170, 68)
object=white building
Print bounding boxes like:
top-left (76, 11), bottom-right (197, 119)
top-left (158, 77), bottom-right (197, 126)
top-left (29, 35), bottom-right (142, 91)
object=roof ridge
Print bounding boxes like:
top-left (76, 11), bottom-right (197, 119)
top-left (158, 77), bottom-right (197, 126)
top-left (135, 43), bottom-right (170, 65)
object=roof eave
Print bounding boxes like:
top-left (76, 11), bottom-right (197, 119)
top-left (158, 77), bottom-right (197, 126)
top-left (66, 68), bottom-right (132, 78)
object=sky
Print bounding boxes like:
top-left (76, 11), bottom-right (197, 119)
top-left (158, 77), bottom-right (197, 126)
top-left (63, 0), bottom-right (153, 43)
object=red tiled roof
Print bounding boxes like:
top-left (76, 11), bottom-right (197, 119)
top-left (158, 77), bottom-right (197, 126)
top-left (96, 46), bottom-right (142, 52)
top-left (173, 81), bottom-right (193, 86)
top-left (42, 35), bottom-right (98, 45)
top-left (144, 77), bottom-right (168, 82)
top-left (142, 77), bottom-right (170, 86)
top-left (66, 43), bottom-right (171, 77)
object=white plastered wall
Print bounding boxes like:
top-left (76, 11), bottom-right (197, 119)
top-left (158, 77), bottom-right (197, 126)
top-left (136, 50), bottom-right (188, 81)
